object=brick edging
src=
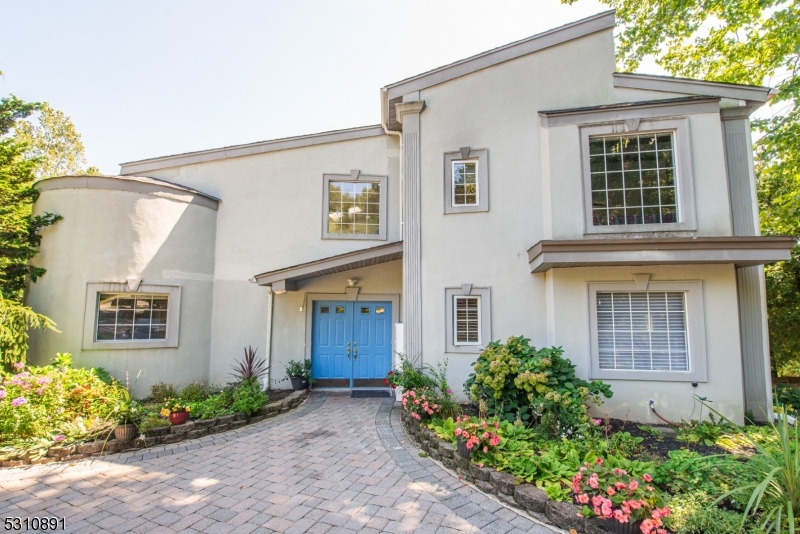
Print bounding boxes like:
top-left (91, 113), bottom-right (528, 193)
top-left (1, 389), bottom-right (314, 469)
top-left (399, 410), bottom-right (610, 534)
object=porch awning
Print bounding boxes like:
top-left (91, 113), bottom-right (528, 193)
top-left (527, 236), bottom-right (795, 273)
top-left (253, 241), bottom-right (403, 292)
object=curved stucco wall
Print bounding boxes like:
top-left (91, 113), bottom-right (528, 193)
top-left (26, 186), bottom-right (217, 397)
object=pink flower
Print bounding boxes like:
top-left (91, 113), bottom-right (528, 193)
top-left (592, 495), bottom-right (604, 507)
top-left (594, 418), bottom-right (602, 426)
top-left (640, 519), bottom-right (655, 534)
top-left (482, 432), bottom-right (489, 439)
top-left (483, 446), bottom-right (488, 453)
top-left (455, 428), bottom-right (463, 437)
top-left (53, 435), bottom-right (65, 442)
top-left (600, 499), bottom-right (612, 518)
top-left (12, 362), bottom-right (24, 370)
top-left (643, 473), bottom-right (653, 482)
top-left (11, 397), bottom-right (27, 407)
top-left (36, 377), bottom-right (51, 385)
top-left (613, 509), bottom-right (629, 523)
top-left (0, 389), bottom-right (6, 399)
top-left (576, 493), bottom-right (589, 504)
top-left (588, 475), bottom-right (599, 489)
top-left (606, 486), bottom-right (616, 496)
top-left (595, 457), bottom-right (603, 465)
top-left (629, 480), bottom-right (639, 491)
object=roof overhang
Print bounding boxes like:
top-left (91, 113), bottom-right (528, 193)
top-left (613, 72), bottom-right (772, 105)
top-left (527, 236), bottom-right (795, 273)
top-left (253, 241), bottom-right (403, 292)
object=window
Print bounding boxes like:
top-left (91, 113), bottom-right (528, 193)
top-left (596, 292), bottom-right (687, 371)
top-left (452, 161), bottom-right (478, 206)
top-left (589, 132), bottom-right (677, 226)
top-left (445, 286), bottom-right (491, 353)
top-left (322, 173), bottom-right (387, 240)
top-left (581, 119), bottom-right (697, 235)
top-left (588, 281), bottom-right (707, 382)
top-left (96, 293), bottom-right (168, 341)
top-left (444, 148), bottom-right (489, 213)
top-left (454, 296), bottom-right (480, 344)
top-left (82, 282), bottom-right (181, 350)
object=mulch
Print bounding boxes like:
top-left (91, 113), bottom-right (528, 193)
top-left (267, 389), bottom-right (294, 403)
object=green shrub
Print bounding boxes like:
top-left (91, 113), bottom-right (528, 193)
top-left (179, 381), bottom-right (211, 402)
top-left (385, 353), bottom-right (436, 391)
top-left (664, 491), bottom-right (757, 534)
top-left (465, 336), bottom-right (612, 436)
top-left (0, 296), bottom-right (58, 370)
top-left (151, 382), bottom-right (178, 403)
top-left (188, 392), bottom-right (234, 420)
top-left (231, 379), bottom-right (268, 416)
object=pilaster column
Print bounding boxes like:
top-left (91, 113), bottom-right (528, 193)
top-left (396, 99), bottom-right (426, 360)
top-left (722, 106), bottom-right (773, 421)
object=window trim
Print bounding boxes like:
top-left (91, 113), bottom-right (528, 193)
top-left (580, 118), bottom-right (697, 235)
top-left (444, 149), bottom-right (488, 214)
top-left (82, 282), bottom-right (181, 350)
top-left (445, 286), bottom-right (491, 353)
top-left (321, 173), bottom-right (388, 241)
top-left (588, 280), bottom-right (707, 382)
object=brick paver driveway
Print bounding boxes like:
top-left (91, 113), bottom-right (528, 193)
top-left (0, 393), bottom-right (559, 534)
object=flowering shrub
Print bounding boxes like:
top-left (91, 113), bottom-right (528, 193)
top-left (401, 388), bottom-right (442, 421)
top-left (572, 458), bottom-right (669, 534)
top-left (454, 415), bottom-right (501, 454)
top-left (160, 399), bottom-right (191, 417)
top-left (465, 336), bottom-right (612, 437)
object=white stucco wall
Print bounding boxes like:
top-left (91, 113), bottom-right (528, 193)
top-left (140, 134), bottom-right (401, 385)
top-left (27, 187), bottom-right (217, 398)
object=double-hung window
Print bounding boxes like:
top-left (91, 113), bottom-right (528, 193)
top-left (588, 281), bottom-right (707, 382)
top-left (452, 161), bottom-right (478, 206)
top-left (444, 149), bottom-right (489, 213)
top-left (581, 119), bottom-right (697, 234)
top-left (322, 173), bottom-right (387, 240)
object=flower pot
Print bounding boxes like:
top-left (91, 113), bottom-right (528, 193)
top-left (169, 410), bottom-right (189, 425)
top-left (456, 436), bottom-right (472, 460)
top-left (290, 377), bottom-right (308, 390)
top-left (114, 424), bottom-right (137, 441)
top-left (603, 519), bottom-right (643, 534)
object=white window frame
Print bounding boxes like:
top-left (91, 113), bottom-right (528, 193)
top-left (588, 280), bottom-right (707, 382)
top-left (321, 173), bottom-right (388, 241)
top-left (453, 295), bottom-right (482, 346)
top-left (83, 282), bottom-right (181, 350)
top-left (444, 148), bottom-right (489, 214)
top-left (445, 286), bottom-right (491, 353)
top-left (451, 160), bottom-right (480, 207)
top-left (581, 118), bottom-right (697, 235)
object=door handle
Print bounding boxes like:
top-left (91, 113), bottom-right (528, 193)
top-left (346, 346), bottom-right (350, 359)
top-left (354, 346), bottom-right (358, 360)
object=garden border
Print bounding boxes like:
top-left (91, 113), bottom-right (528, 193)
top-left (398, 408), bottom-right (612, 534)
top-left (1, 389), bottom-right (312, 469)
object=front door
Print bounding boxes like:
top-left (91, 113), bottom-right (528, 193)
top-left (311, 300), bottom-right (392, 388)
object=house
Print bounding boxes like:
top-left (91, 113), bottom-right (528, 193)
top-left (26, 10), bottom-right (793, 424)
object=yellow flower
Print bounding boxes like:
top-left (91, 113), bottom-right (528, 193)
top-left (185, 406), bottom-right (191, 413)
top-left (160, 408), bottom-right (170, 417)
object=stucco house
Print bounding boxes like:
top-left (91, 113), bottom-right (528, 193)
top-left (26, 10), bottom-right (793, 424)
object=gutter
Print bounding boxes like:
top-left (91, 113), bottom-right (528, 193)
top-left (381, 89), bottom-right (404, 240)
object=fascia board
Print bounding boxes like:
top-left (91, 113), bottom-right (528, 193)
top-left (120, 125), bottom-right (386, 175)
top-left (539, 97), bottom-right (720, 127)
top-left (613, 72), bottom-right (771, 103)
top-left (384, 10), bottom-right (616, 100)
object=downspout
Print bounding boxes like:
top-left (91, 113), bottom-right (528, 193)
top-left (265, 286), bottom-right (274, 389)
top-left (381, 88), bottom-right (403, 240)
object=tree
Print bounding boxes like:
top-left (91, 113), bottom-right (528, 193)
top-left (564, 0), bottom-right (800, 374)
top-left (0, 294), bottom-right (57, 369)
top-left (0, 95), bottom-right (62, 302)
top-left (15, 102), bottom-right (101, 179)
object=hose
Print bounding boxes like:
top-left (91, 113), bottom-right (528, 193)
top-left (648, 399), bottom-right (679, 427)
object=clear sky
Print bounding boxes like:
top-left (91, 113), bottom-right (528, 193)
top-left (1, 0), bottom-right (659, 175)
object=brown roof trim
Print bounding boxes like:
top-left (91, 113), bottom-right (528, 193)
top-left (612, 72), bottom-right (772, 103)
top-left (527, 236), bottom-right (796, 273)
top-left (254, 241), bottom-right (403, 290)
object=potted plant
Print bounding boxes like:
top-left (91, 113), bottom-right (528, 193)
top-left (160, 399), bottom-right (191, 425)
top-left (284, 359), bottom-right (312, 390)
top-left (113, 381), bottom-right (141, 441)
top-left (572, 459), bottom-right (670, 534)
top-left (453, 415), bottom-right (501, 459)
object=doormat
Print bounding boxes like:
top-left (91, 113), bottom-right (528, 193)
top-left (351, 390), bottom-right (391, 398)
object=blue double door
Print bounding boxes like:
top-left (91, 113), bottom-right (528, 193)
top-left (311, 301), bottom-right (393, 388)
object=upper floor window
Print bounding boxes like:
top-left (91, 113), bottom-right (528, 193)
top-left (581, 119), bottom-right (697, 235)
top-left (322, 173), bottom-right (387, 240)
top-left (96, 293), bottom-right (168, 341)
top-left (444, 148), bottom-right (489, 214)
top-left (452, 161), bottom-right (478, 206)
top-left (590, 133), bottom-right (676, 227)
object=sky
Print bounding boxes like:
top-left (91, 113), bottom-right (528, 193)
top-left (1, 0), bottom-right (664, 175)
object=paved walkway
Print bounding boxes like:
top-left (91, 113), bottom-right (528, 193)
top-left (0, 393), bottom-right (560, 534)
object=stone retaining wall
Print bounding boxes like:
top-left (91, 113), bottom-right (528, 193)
top-left (1, 389), bottom-right (309, 469)
top-left (400, 410), bottom-right (610, 534)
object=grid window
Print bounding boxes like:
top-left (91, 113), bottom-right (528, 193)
top-left (589, 132), bottom-right (677, 226)
top-left (596, 291), bottom-right (688, 372)
top-left (327, 181), bottom-right (380, 235)
top-left (452, 161), bottom-right (478, 206)
top-left (454, 296), bottom-right (480, 345)
top-left (96, 293), bottom-right (168, 341)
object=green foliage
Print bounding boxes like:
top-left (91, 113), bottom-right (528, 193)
top-left (150, 382), bottom-right (178, 403)
top-left (0, 295), bottom-right (58, 369)
top-left (653, 449), bottom-right (733, 497)
top-left (465, 336), bottom-right (612, 436)
top-left (186, 392), bottom-right (234, 420)
top-left (664, 491), bottom-right (758, 534)
top-left (676, 415), bottom-right (736, 447)
top-left (562, 0), bottom-right (800, 374)
top-left (231, 378), bottom-right (268, 416)
top-left (179, 381), bottom-right (211, 403)
top-left (775, 384), bottom-right (800, 415)
top-left (284, 359), bottom-right (312, 380)
top-left (386, 352), bottom-right (436, 390)
top-left (137, 415), bottom-right (170, 433)
top-left (14, 102), bottom-right (99, 179)
top-left (0, 95), bottom-right (63, 301)
top-left (428, 416), bottom-right (457, 442)
top-left (230, 346), bottom-right (269, 382)
top-left (91, 367), bottom-right (113, 385)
